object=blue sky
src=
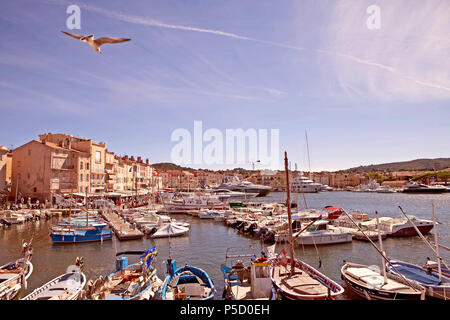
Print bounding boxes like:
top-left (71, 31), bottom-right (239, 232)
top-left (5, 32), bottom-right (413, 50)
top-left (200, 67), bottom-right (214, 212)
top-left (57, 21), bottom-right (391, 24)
top-left (1, 0), bottom-right (449, 171)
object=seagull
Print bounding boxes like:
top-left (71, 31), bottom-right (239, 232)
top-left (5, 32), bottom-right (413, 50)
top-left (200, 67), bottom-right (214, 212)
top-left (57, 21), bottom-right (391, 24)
top-left (61, 31), bottom-right (131, 53)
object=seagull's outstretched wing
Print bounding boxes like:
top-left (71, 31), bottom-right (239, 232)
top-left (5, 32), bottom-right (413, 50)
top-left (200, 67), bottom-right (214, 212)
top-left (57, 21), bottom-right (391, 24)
top-left (61, 31), bottom-right (84, 40)
top-left (94, 37), bottom-right (131, 47)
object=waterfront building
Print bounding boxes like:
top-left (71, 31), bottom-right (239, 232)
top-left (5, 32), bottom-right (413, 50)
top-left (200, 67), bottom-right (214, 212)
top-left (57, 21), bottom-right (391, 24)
top-left (0, 146), bottom-right (12, 193)
top-left (11, 139), bottom-right (90, 202)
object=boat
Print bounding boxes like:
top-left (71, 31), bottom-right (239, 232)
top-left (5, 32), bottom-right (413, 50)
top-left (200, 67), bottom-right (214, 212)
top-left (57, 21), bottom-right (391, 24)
top-left (22, 257), bottom-right (86, 300)
top-left (323, 206), bottom-right (345, 220)
top-left (50, 222), bottom-right (113, 243)
top-left (207, 189), bottom-right (259, 201)
top-left (82, 247), bottom-right (162, 300)
top-left (50, 193), bottom-right (113, 243)
top-left (216, 177), bottom-right (272, 197)
top-left (160, 258), bottom-right (215, 300)
top-left (290, 176), bottom-right (322, 193)
top-left (0, 241), bottom-right (33, 300)
top-left (340, 211), bottom-right (426, 300)
top-left (402, 182), bottom-right (447, 193)
top-left (341, 262), bottom-right (425, 300)
top-left (292, 220), bottom-right (353, 246)
top-left (1, 212), bottom-right (26, 225)
top-left (269, 151), bottom-right (345, 300)
top-left (386, 259), bottom-right (450, 300)
top-left (221, 246), bottom-right (276, 300)
top-left (148, 222), bottom-right (190, 239)
top-left (163, 192), bottom-right (229, 213)
top-left (376, 215), bottom-right (434, 237)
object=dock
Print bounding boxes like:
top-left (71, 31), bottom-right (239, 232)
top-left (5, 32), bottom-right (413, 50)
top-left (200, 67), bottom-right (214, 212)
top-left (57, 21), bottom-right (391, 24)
top-left (99, 209), bottom-right (144, 241)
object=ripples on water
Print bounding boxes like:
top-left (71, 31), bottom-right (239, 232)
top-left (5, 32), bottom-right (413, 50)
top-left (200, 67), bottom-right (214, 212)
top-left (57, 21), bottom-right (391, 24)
top-left (1, 191), bottom-right (449, 300)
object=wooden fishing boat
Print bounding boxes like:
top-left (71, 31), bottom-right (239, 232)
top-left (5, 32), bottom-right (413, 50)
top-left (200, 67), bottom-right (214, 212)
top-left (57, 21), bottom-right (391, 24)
top-left (160, 259), bottom-right (215, 300)
top-left (82, 248), bottom-right (162, 300)
top-left (386, 259), bottom-right (449, 300)
top-left (22, 257), bottom-right (86, 300)
top-left (340, 210), bottom-right (426, 300)
top-left (221, 246), bottom-right (276, 300)
top-left (269, 152), bottom-right (345, 300)
top-left (0, 241), bottom-right (33, 300)
top-left (341, 262), bottom-right (425, 300)
top-left (271, 254), bottom-right (344, 300)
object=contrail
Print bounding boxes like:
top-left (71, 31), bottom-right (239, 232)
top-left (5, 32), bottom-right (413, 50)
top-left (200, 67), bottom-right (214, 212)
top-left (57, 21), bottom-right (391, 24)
top-left (52, 0), bottom-right (449, 94)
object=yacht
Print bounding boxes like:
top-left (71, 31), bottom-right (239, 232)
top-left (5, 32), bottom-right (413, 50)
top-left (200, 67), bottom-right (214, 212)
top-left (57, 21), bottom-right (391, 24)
top-left (402, 182), bottom-right (447, 194)
top-left (206, 188), bottom-right (258, 201)
top-left (216, 177), bottom-right (272, 197)
top-left (290, 176), bottom-right (323, 193)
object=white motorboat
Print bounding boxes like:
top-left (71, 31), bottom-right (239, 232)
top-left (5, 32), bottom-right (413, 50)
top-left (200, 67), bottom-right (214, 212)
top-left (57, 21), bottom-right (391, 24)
top-left (290, 176), bottom-right (323, 193)
top-left (276, 220), bottom-right (353, 245)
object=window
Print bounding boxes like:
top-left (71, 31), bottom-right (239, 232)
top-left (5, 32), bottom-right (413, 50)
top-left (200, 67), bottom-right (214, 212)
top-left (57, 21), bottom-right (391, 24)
top-left (80, 174), bottom-right (83, 182)
top-left (80, 162), bottom-right (83, 170)
top-left (95, 151), bottom-right (101, 163)
top-left (86, 162), bottom-right (89, 170)
top-left (86, 174), bottom-right (89, 181)
top-left (33, 187), bottom-right (37, 193)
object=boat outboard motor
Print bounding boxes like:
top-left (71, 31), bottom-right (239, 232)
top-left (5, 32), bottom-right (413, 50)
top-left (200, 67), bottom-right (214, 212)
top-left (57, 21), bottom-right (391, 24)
top-left (166, 258), bottom-right (176, 276)
top-left (116, 256), bottom-right (128, 272)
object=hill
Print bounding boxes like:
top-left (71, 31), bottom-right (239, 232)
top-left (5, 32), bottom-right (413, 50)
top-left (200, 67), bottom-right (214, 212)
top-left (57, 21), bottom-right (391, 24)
top-left (151, 163), bottom-right (193, 171)
top-left (340, 158), bottom-right (450, 173)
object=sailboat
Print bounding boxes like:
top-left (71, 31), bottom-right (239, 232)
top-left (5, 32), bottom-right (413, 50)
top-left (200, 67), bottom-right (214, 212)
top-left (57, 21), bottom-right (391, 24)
top-left (340, 210), bottom-right (426, 300)
top-left (269, 151), bottom-right (345, 300)
top-left (50, 191), bottom-right (113, 243)
top-left (0, 241), bottom-right (33, 300)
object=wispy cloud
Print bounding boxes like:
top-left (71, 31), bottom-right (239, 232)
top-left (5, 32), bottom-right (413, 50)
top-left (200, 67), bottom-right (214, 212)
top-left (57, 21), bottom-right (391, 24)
top-left (47, 0), bottom-right (450, 101)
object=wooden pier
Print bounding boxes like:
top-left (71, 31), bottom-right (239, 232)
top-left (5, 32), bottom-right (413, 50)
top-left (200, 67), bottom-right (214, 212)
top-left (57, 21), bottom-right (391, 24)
top-left (99, 209), bottom-right (144, 241)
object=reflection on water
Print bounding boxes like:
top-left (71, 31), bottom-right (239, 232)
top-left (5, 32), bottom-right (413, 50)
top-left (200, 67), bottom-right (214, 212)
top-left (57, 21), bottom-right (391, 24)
top-left (1, 191), bottom-right (449, 300)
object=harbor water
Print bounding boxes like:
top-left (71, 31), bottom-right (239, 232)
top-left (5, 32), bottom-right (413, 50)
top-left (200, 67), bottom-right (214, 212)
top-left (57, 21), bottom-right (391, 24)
top-left (1, 191), bottom-right (449, 300)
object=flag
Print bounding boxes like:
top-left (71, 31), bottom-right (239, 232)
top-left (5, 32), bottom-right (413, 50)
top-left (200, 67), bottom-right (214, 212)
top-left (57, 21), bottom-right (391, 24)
top-left (140, 246), bottom-right (157, 267)
top-left (153, 170), bottom-right (159, 176)
top-left (280, 248), bottom-right (287, 267)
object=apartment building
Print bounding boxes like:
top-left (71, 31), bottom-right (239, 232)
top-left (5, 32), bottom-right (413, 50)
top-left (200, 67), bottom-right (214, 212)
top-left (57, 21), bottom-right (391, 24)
top-left (0, 146), bottom-right (12, 193)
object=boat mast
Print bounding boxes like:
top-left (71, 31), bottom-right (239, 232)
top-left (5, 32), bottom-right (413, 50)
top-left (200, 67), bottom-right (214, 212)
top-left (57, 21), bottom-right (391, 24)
top-left (69, 187), bottom-right (72, 230)
top-left (85, 189), bottom-right (88, 227)
top-left (305, 130), bottom-right (312, 180)
top-left (431, 202), bottom-right (442, 282)
top-left (375, 211), bottom-right (387, 284)
top-left (284, 151), bottom-right (295, 275)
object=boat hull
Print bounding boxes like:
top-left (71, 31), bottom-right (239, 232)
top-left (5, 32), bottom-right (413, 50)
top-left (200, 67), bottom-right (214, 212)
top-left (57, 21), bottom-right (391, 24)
top-left (390, 224), bottom-right (433, 237)
top-left (50, 231), bottom-right (113, 243)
